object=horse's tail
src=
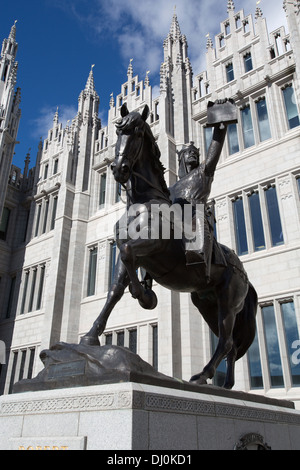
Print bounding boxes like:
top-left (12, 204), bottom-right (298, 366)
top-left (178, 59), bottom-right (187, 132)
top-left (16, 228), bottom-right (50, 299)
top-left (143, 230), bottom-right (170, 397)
top-left (233, 282), bottom-right (258, 361)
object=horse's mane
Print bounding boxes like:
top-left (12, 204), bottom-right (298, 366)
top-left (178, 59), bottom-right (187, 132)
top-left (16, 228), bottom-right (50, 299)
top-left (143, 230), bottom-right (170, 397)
top-left (116, 107), bottom-right (170, 198)
top-left (143, 122), bottom-right (170, 197)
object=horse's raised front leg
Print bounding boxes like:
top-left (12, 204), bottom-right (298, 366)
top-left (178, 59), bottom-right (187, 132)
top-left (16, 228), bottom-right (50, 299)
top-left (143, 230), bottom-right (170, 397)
top-left (80, 256), bottom-right (130, 346)
top-left (120, 238), bottom-right (159, 309)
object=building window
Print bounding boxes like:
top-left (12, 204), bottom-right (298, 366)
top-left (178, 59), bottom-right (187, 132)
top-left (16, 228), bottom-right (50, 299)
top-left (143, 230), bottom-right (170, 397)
top-left (53, 158), bottom-right (59, 175)
top-left (99, 172), bottom-right (107, 208)
top-left (8, 347), bottom-right (37, 394)
top-left (20, 265), bottom-right (46, 315)
top-left (262, 304), bottom-right (284, 387)
top-left (256, 98), bottom-right (271, 142)
top-left (36, 265), bottom-right (45, 310)
top-left (227, 123), bottom-right (239, 155)
top-left (241, 105), bottom-right (255, 148)
top-left (226, 63), bottom-right (234, 83)
top-left (0, 207), bottom-right (10, 241)
top-left (103, 326), bottom-right (140, 356)
top-left (232, 197), bottom-right (248, 255)
top-left (44, 164), bottom-right (48, 180)
top-left (248, 191), bottom-right (266, 251)
top-left (264, 185), bottom-right (284, 247)
top-left (244, 52), bottom-right (253, 73)
top-left (152, 324), bottom-right (158, 370)
top-left (8, 352), bottom-right (18, 394)
top-left (117, 330), bottom-right (125, 347)
top-left (87, 247), bottom-right (98, 297)
top-left (42, 200), bottom-right (49, 234)
top-left (129, 329), bottom-right (137, 354)
top-left (50, 196), bottom-right (58, 230)
top-left (28, 269), bottom-right (37, 313)
top-left (105, 333), bottom-right (113, 345)
top-left (34, 204), bottom-right (42, 237)
top-left (281, 301), bottom-right (300, 386)
top-left (21, 271), bottom-right (29, 314)
top-left (282, 85), bottom-right (300, 130)
top-left (6, 276), bottom-right (16, 318)
top-left (247, 330), bottom-right (263, 389)
top-left (115, 182), bottom-right (121, 203)
top-left (204, 127), bottom-right (213, 156)
top-left (297, 177), bottom-right (300, 197)
top-left (109, 242), bottom-right (117, 287)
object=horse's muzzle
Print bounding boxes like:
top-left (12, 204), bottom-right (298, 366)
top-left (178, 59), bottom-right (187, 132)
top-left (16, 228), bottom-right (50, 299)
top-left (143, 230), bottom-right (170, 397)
top-left (111, 161), bottom-right (130, 183)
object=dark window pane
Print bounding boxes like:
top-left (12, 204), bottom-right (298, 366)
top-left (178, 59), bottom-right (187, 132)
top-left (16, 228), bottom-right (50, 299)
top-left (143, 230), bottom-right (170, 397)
top-left (109, 243), bottom-right (117, 287)
top-left (226, 63), bottom-right (234, 82)
top-left (256, 98), bottom-right (271, 142)
top-left (241, 106), bottom-right (255, 148)
top-left (152, 325), bottom-right (158, 370)
top-left (228, 123), bottom-right (239, 155)
top-left (233, 198), bottom-right (248, 255)
top-left (281, 301), bottom-right (300, 386)
top-left (248, 331), bottom-right (264, 389)
top-left (262, 305), bottom-right (284, 387)
top-left (244, 53), bottom-right (253, 72)
top-left (248, 192), bottom-right (265, 251)
top-left (99, 173), bottom-right (107, 208)
top-left (0, 207), bottom-right (10, 241)
top-left (87, 248), bottom-right (98, 296)
top-left (283, 85), bottom-right (300, 129)
top-left (265, 186), bottom-right (284, 246)
top-left (129, 329), bottom-right (137, 354)
top-left (117, 331), bottom-right (124, 347)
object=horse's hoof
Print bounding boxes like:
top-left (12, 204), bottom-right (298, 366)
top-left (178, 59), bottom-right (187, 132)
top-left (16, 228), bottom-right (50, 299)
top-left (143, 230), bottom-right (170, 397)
top-left (138, 290), bottom-right (158, 310)
top-left (80, 335), bottom-right (100, 347)
top-left (189, 374), bottom-right (208, 386)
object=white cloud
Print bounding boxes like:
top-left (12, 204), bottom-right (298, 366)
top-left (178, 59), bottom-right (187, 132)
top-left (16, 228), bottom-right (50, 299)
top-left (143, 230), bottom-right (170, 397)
top-left (96, 0), bottom-right (287, 74)
top-left (30, 104), bottom-right (78, 140)
top-left (56, 0), bottom-right (288, 80)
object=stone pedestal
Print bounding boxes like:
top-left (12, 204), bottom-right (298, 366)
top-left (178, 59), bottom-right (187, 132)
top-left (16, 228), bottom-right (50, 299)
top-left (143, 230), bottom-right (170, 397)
top-left (1, 381), bottom-right (300, 450)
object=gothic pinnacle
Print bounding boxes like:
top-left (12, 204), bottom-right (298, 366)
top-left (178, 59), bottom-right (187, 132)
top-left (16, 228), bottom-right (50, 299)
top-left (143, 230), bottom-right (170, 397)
top-left (255, 0), bottom-right (263, 18)
top-left (227, 0), bottom-right (235, 13)
top-left (9, 20), bottom-right (17, 41)
top-left (85, 65), bottom-right (95, 93)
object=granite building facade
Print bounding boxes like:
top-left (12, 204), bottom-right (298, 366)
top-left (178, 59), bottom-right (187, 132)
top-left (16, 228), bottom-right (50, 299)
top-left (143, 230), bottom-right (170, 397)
top-left (1, 1), bottom-right (300, 407)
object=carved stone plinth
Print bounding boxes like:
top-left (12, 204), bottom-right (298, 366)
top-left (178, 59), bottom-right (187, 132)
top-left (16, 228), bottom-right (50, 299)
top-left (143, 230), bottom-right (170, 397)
top-left (2, 382), bottom-right (300, 450)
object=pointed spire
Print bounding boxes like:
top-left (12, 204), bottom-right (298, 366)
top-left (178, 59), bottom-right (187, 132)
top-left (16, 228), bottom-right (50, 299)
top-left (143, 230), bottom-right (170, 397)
top-left (9, 20), bottom-right (17, 41)
top-left (206, 33), bottom-right (213, 50)
top-left (145, 70), bottom-right (150, 87)
top-left (255, 0), bottom-right (263, 19)
top-left (85, 65), bottom-right (95, 93)
top-left (127, 58), bottom-right (133, 77)
top-left (23, 149), bottom-right (31, 179)
top-left (109, 92), bottom-right (115, 108)
top-left (170, 8), bottom-right (181, 40)
top-left (227, 0), bottom-right (235, 13)
top-left (53, 107), bottom-right (59, 124)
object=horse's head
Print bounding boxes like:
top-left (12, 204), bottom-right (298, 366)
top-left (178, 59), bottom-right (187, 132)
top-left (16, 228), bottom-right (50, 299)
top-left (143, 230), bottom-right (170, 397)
top-left (112, 103), bottom-right (150, 184)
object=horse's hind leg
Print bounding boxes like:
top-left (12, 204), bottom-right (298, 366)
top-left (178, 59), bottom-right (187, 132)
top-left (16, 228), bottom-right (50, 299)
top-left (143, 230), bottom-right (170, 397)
top-left (190, 288), bottom-right (238, 386)
top-left (223, 345), bottom-right (237, 389)
top-left (80, 256), bottom-right (130, 346)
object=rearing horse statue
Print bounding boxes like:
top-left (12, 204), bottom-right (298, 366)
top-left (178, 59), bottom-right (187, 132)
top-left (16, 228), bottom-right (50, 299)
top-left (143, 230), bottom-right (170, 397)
top-left (81, 103), bottom-right (257, 389)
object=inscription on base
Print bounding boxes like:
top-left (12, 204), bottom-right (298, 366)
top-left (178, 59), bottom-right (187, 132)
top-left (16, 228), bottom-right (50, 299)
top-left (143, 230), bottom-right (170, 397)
top-left (47, 360), bottom-right (86, 379)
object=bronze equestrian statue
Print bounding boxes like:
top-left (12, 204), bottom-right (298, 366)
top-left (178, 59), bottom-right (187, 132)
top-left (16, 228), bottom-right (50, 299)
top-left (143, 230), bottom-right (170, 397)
top-left (81, 100), bottom-right (257, 390)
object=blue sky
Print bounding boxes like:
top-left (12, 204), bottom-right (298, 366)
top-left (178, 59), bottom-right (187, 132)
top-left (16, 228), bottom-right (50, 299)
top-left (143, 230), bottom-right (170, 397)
top-left (0, 0), bottom-right (287, 171)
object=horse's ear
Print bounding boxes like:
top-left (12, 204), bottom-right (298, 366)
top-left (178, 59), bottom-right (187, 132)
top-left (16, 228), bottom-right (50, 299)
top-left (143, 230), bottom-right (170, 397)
top-left (121, 103), bottom-right (129, 117)
top-left (141, 105), bottom-right (150, 122)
